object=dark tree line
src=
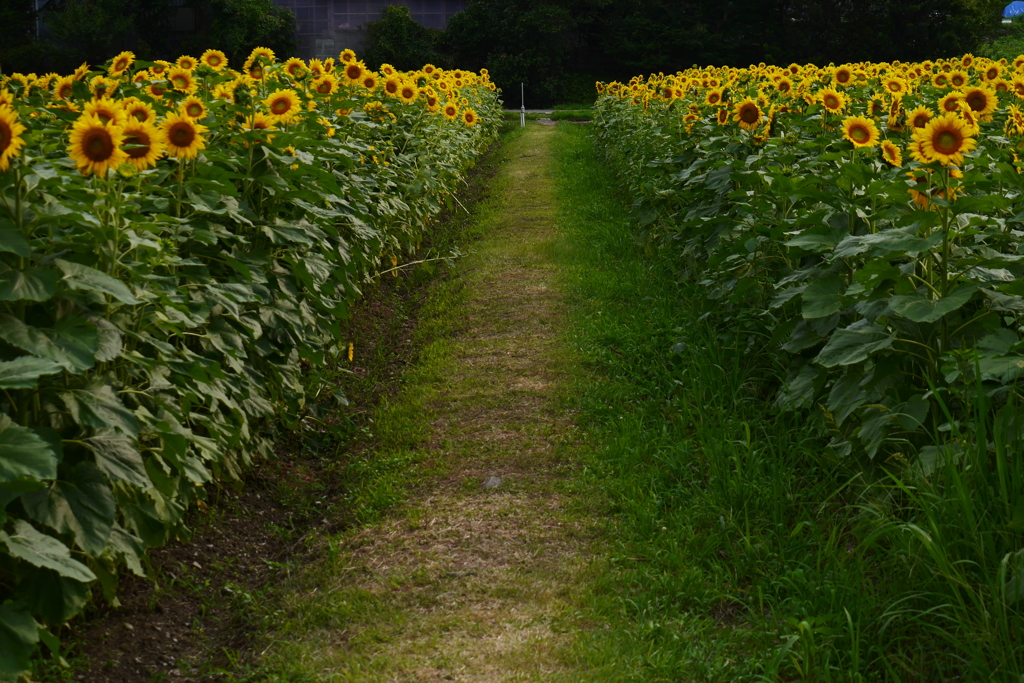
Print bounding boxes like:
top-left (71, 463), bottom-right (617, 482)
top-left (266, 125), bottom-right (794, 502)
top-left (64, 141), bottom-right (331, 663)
top-left (370, 0), bottom-right (1008, 105)
top-left (0, 0), bottom-right (295, 75)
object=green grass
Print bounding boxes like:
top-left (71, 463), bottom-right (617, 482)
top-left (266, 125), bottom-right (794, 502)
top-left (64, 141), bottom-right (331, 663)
top-left (550, 123), bottom-right (1024, 680)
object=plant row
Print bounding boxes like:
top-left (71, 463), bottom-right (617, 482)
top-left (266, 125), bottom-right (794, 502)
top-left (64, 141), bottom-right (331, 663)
top-left (0, 47), bottom-right (501, 678)
top-left (593, 54), bottom-right (1024, 677)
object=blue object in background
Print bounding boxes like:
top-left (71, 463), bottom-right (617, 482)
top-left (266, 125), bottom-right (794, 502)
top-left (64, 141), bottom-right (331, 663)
top-left (1006, 1), bottom-right (1024, 18)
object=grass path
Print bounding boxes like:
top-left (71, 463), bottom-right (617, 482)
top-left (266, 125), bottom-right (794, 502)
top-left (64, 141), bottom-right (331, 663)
top-left (258, 123), bottom-right (604, 682)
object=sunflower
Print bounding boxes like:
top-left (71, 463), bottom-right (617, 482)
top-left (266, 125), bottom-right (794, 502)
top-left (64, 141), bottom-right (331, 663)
top-left (983, 63), bottom-right (1001, 81)
top-left (948, 70), bottom-right (968, 88)
top-left (146, 82), bottom-right (169, 99)
top-left (180, 95), bottom-right (207, 119)
top-left (994, 79), bottom-right (1011, 93)
top-left (908, 105), bottom-right (933, 129)
top-left (399, 82), bottom-right (418, 104)
top-left (344, 60), bottom-right (366, 84)
top-left (90, 76), bottom-right (118, 99)
top-left (248, 65), bottom-right (264, 81)
top-left (241, 112), bottom-right (277, 133)
top-left (149, 60), bottom-right (171, 77)
top-left (704, 87), bottom-right (725, 106)
top-left (881, 140), bottom-right (903, 166)
top-left (201, 49), bottom-right (228, 71)
top-left (383, 76), bottom-right (402, 98)
top-left (841, 115), bottom-right (880, 148)
top-left (933, 72), bottom-right (950, 88)
top-left (833, 66), bottom-right (854, 86)
top-left (322, 57), bottom-right (335, 73)
top-left (264, 89), bottom-right (301, 123)
top-left (423, 63), bottom-right (437, 75)
top-left (361, 73), bottom-right (379, 91)
top-left (120, 97), bottom-right (154, 124)
top-left (380, 63), bottom-right (396, 77)
top-left (462, 108), bottom-right (478, 127)
top-left (733, 99), bottom-right (762, 130)
top-left (68, 113), bottom-right (127, 177)
top-left (168, 67), bottom-right (196, 93)
top-left (248, 47), bottom-right (276, 64)
top-left (72, 62), bottom-right (90, 80)
top-left (161, 111), bottom-right (207, 159)
top-left (0, 105), bottom-right (27, 172)
top-left (961, 85), bottom-right (997, 116)
top-left (131, 69), bottom-right (149, 85)
top-left (213, 83), bottom-right (236, 103)
top-left (339, 48), bottom-right (356, 64)
top-left (312, 74), bottom-right (339, 95)
top-left (938, 92), bottom-right (962, 114)
top-left (716, 107), bottom-right (729, 125)
top-left (775, 77), bottom-right (793, 95)
top-left (121, 120), bottom-right (164, 171)
top-left (883, 77), bottom-right (907, 97)
top-left (957, 102), bottom-right (981, 134)
top-left (818, 87), bottom-right (846, 113)
top-left (53, 75), bottom-right (75, 101)
top-left (1009, 104), bottom-right (1024, 134)
top-left (84, 97), bottom-right (127, 126)
top-left (442, 101), bottom-right (459, 121)
top-left (913, 112), bottom-right (977, 166)
top-left (109, 51), bottom-right (135, 77)
top-left (284, 57), bottom-right (306, 79)
top-left (308, 58), bottom-right (325, 79)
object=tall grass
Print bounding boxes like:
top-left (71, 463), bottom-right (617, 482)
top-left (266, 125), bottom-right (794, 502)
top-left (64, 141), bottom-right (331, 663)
top-left (552, 123), bottom-right (1024, 680)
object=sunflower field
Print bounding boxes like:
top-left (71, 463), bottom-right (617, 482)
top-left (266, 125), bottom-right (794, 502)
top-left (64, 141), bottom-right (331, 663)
top-left (0, 47), bottom-right (499, 676)
top-left (594, 56), bottom-right (1024, 677)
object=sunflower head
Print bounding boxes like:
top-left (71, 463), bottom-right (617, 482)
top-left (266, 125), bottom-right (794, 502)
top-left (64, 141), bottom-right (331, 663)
top-left (181, 95), bottom-right (207, 120)
top-left (201, 49), bottom-right (228, 71)
top-left (362, 74), bottom-right (378, 91)
top-left (68, 113), bottom-right (127, 177)
top-left (264, 89), bottom-right (301, 123)
top-left (841, 115), bottom-right (880, 148)
top-left (83, 97), bottom-right (127, 127)
top-left (733, 99), bottom-right (762, 130)
top-left (53, 76), bottom-right (75, 101)
top-left (284, 57), bottom-right (306, 79)
top-left (881, 140), bottom-right (903, 167)
top-left (0, 104), bottom-right (28, 172)
top-left (462, 108), bottom-right (478, 127)
top-left (339, 48), bottom-right (356, 64)
top-left (961, 85), bottom-right (997, 116)
top-left (912, 111), bottom-right (977, 166)
top-left (399, 83), bottom-right (418, 104)
top-left (819, 87), bottom-right (846, 113)
top-left (834, 66), bottom-right (853, 86)
top-left (161, 111), bottom-right (208, 159)
top-left (908, 105), bottom-right (933, 129)
top-left (313, 75), bottom-right (339, 95)
top-left (109, 51), bottom-right (135, 77)
top-left (442, 102), bottom-right (458, 121)
top-left (122, 120), bottom-right (164, 171)
top-left (938, 93), bottom-right (961, 114)
top-left (384, 76), bottom-right (402, 97)
top-left (704, 88), bottom-right (724, 106)
top-left (168, 67), bottom-right (196, 93)
top-left (176, 55), bottom-right (198, 71)
top-left (344, 61), bottom-right (366, 84)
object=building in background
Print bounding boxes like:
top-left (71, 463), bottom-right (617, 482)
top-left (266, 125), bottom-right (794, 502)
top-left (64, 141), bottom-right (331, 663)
top-left (274, 0), bottom-right (466, 60)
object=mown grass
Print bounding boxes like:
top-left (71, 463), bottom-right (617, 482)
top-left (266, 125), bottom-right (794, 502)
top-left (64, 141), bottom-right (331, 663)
top-left (551, 123), bottom-right (1024, 681)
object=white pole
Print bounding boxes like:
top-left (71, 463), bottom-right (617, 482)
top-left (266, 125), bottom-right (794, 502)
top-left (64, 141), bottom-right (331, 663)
top-left (520, 82), bottom-right (526, 127)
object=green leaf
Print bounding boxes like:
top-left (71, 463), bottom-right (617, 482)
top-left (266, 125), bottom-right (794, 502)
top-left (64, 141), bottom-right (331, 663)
top-left (802, 274), bottom-right (846, 319)
top-left (0, 601), bottom-right (38, 678)
top-left (0, 414), bottom-right (58, 484)
top-left (61, 386), bottom-right (139, 436)
top-left (55, 259), bottom-right (139, 305)
top-left (0, 520), bottom-right (96, 582)
top-left (0, 228), bottom-right (31, 258)
top-left (0, 356), bottom-right (63, 389)
top-left (833, 227), bottom-right (943, 259)
top-left (24, 568), bottom-right (91, 625)
top-left (22, 462), bottom-right (115, 556)
top-left (816, 321), bottom-right (896, 368)
top-left (0, 267), bottom-right (59, 302)
top-left (83, 430), bottom-right (149, 488)
top-left (889, 284), bottom-right (977, 323)
top-left (0, 314), bottom-right (98, 373)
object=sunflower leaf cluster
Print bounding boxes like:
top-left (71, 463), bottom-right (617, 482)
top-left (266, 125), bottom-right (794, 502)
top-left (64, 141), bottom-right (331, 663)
top-left (0, 47), bottom-right (501, 677)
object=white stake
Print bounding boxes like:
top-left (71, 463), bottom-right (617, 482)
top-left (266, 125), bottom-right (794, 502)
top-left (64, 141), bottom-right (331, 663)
top-left (520, 82), bottom-right (526, 127)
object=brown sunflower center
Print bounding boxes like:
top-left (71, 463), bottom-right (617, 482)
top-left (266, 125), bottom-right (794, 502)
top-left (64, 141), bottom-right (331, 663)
top-left (708, 93), bottom-right (720, 104)
top-left (186, 103), bottom-right (203, 117)
top-left (271, 99), bottom-right (290, 115)
top-left (779, 81), bottom-right (790, 92)
top-left (318, 81), bottom-right (332, 94)
top-left (172, 75), bottom-right (188, 88)
top-left (401, 87), bottom-right (414, 99)
top-left (936, 75), bottom-right (948, 85)
top-left (836, 70), bottom-right (851, 83)
top-left (123, 131), bottom-right (151, 159)
top-left (824, 95), bottom-right (839, 109)
top-left (966, 93), bottom-right (985, 111)
top-left (952, 75), bottom-right (965, 86)
top-left (850, 125), bottom-right (869, 142)
top-left (913, 114), bottom-right (929, 128)
top-left (935, 130), bottom-right (961, 154)
top-left (346, 65), bottom-right (361, 80)
top-left (386, 81), bottom-right (398, 94)
top-left (209, 55), bottom-right (222, 66)
top-left (0, 122), bottom-right (11, 152)
top-left (131, 108), bottom-right (147, 122)
top-left (168, 122), bottom-right (195, 147)
top-left (59, 85), bottom-right (73, 98)
top-left (943, 98), bottom-right (959, 112)
top-left (739, 104), bottom-right (759, 124)
top-left (83, 129), bottom-right (114, 161)
top-left (988, 68), bottom-right (999, 79)
top-left (114, 58), bottom-right (129, 71)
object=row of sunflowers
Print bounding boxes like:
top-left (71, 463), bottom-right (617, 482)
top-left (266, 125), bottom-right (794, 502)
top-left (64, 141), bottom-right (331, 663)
top-left (594, 54), bottom-right (1024, 677)
top-left (0, 46), bottom-right (501, 678)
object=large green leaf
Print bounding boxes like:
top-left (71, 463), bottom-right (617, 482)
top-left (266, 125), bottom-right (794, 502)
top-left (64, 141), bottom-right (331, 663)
top-left (55, 259), bottom-right (139, 305)
top-left (22, 462), bottom-right (115, 556)
top-left (802, 274), bottom-right (846, 319)
top-left (0, 356), bottom-right (63, 389)
top-left (0, 520), bottom-right (96, 582)
top-left (889, 284), bottom-right (978, 323)
top-left (0, 414), bottom-right (58, 484)
top-left (82, 431), bottom-right (149, 488)
top-left (0, 314), bottom-right (98, 373)
top-left (61, 386), bottom-right (139, 436)
top-left (833, 227), bottom-right (944, 259)
top-left (23, 567), bottom-right (91, 625)
top-left (0, 228), bottom-right (31, 258)
top-left (0, 266), bottom-right (59, 302)
top-left (0, 601), bottom-right (38, 678)
top-left (816, 321), bottom-right (896, 368)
